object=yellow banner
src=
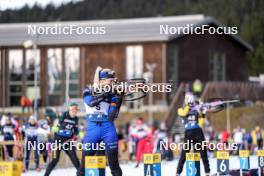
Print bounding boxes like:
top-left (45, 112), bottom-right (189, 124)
top-left (13, 161), bottom-right (23, 176)
top-left (85, 156), bottom-right (106, 169)
top-left (0, 162), bottom-right (14, 176)
top-left (186, 153), bottom-right (200, 161)
top-left (239, 150), bottom-right (250, 157)
top-left (257, 150), bottom-right (264, 157)
top-left (216, 151), bottom-right (229, 160)
top-left (144, 153), bottom-right (161, 164)
top-left (153, 154), bottom-right (161, 163)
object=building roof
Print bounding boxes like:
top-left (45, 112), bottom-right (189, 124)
top-left (0, 14), bottom-right (252, 50)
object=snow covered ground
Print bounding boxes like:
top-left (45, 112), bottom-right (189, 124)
top-left (22, 156), bottom-right (259, 176)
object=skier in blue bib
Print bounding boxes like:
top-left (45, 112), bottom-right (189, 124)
top-left (77, 67), bottom-right (123, 176)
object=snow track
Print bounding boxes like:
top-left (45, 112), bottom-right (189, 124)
top-left (22, 156), bottom-right (259, 176)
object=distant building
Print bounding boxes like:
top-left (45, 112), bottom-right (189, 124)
top-left (0, 14), bottom-right (252, 107)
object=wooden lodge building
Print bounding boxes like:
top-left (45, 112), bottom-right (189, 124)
top-left (0, 14), bottom-right (252, 108)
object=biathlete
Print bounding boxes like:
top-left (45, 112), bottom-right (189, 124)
top-left (23, 116), bottom-right (40, 171)
top-left (44, 103), bottom-right (80, 176)
top-left (77, 67), bottom-right (123, 176)
top-left (1, 116), bottom-right (16, 161)
top-left (176, 92), bottom-right (210, 176)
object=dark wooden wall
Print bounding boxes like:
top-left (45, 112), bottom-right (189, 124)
top-left (168, 32), bottom-right (249, 83)
top-left (0, 49), bottom-right (3, 107)
top-left (80, 42), bottom-right (165, 104)
top-left (143, 43), bottom-right (165, 104)
top-left (39, 47), bottom-right (48, 106)
top-left (81, 44), bottom-right (126, 86)
top-left (0, 48), bottom-right (8, 107)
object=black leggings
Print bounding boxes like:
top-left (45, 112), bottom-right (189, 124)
top-left (176, 128), bottom-right (210, 174)
top-left (44, 136), bottom-right (80, 176)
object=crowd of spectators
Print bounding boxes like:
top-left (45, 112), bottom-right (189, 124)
top-left (0, 111), bottom-right (263, 170)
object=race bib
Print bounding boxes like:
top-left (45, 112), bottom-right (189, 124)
top-left (85, 102), bottom-right (110, 116)
top-left (58, 129), bottom-right (72, 138)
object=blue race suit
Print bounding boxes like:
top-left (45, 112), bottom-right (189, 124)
top-left (23, 123), bottom-right (39, 169)
top-left (77, 87), bottom-right (123, 176)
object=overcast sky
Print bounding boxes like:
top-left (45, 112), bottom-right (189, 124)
top-left (0, 0), bottom-right (80, 10)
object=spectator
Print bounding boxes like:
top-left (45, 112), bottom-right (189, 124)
top-left (45, 108), bottom-right (57, 123)
top-left (128, 120), bottom-right (137, 161)
top-left (23, 115), bottom-right (40, 172)
top-left (154, 123), bottom-right (173, 161)
top-left (1, 115), bottom-right (16, 161)
top-left (221, 130), bottom-right (230, 149)
top-left (252, 126), bottom-right (264, 150)
top-left (153, 123), bottom-right (167, 152)
top-left (192, 79), bottom-right (203, 97)
top-left (26, 97), bottom-right (32, 113)
top-left (38, 118), bottom-right (52, 164)
top-left (12, 116), bottom-right (23, 148)
top-left (133, 118), bottom-right (151, 167)
top-left (20, 96), bottom-right (27, 113)
top-left (135, 134), bottom-right (153, 167)
top-left (233, 126), bottom-right (244, 154)
top-left (243, 132), bottom-right (253, 152)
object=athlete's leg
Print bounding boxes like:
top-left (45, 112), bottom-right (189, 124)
top-left (102, 122), bottom-right (122, 176)
top-left (77, 122), bottom-right (101, 176)
top-left (33, 139), bottom-right (39, 168)
top-left (24, 140), bottom-right (31, 170)
top-left (6, 144), bottom-right (14, 159)
top-left (44, 148), bottom-right (61, 176)
top-left (64, 144), bottom-right (80, 169)
top-left (176, 131), bottom-right (192, 174)
top-left (195, 128), bottom-right (210, 173)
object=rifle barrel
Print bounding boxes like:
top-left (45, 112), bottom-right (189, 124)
top-left (221, 100), bottom-right (240, 104)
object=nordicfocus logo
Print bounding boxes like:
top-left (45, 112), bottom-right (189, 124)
top-left (27, 140), bottom-right (238, 152)
top-left (27, 141), bottom-right (106, 151)
top-left (160, 24), bottom-right (238, 35)
top-left (28, 23), bottom-right (106, 35)
top-left (160, 140), bottom-right (238, 151)
top-left (90, 82), bottom-right (173, 95)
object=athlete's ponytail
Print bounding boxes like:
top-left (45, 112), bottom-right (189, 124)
top-left (93, 66), bottom-right (103, 86)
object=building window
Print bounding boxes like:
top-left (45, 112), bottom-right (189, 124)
top-left (47, 48), bottom-right (63, 105)
top-left (8, 49), bottom-right (40, 106)
top-left (209, 52), bottom-right (226, 81)
top-left (9, 50), bottom-right (23, 81)
top-left (126, 45), bottom-right (143, 110)
top-left (126, 45), bottom-right (143, 79)
top-left (47, 48), bottom-right (80, 105)
top-left (9, 49), bottom-right (23, 106)
top-left (25, 49), bottom-right (40, 101)
top-left (65, 48), bottom-right (80, 98)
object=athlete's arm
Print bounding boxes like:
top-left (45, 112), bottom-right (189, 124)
top-left (199, 105), bottom-right (208, 118)
top-left (108, 94), bottom-right (123, 121)
top-left (177, 105), bottom-right (190, 117)
top-left (73, 118), bottom-right (79, 136)
top-left (58, 113), bottom-right (65, 124)
top-left (83, 87), bottom-right (109, 107)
